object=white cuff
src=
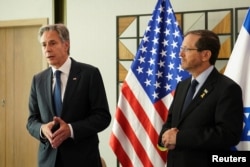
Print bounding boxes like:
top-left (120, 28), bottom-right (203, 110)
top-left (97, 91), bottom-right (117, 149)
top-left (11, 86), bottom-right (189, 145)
top-left (68, 124), bottom-right (74, 139)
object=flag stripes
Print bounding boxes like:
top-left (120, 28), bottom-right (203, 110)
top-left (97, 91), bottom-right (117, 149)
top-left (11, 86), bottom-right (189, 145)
top-left (224, 8), bottom-right (250, 151)
top-left (110, 0), bottom-right (190, 166)
top-left (121, 81), bottom-right (166, 161)
top-left (111, 73), bottom-right (167, 166)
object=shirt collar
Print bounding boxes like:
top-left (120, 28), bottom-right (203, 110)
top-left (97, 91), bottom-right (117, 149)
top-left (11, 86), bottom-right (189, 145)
top-left (193, 65), bottom-right (214, 88)
top-left (52, 57), bottom-right (72, 75)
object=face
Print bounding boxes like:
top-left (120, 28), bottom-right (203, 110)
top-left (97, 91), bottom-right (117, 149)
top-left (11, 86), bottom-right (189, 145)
top-left (40, 30), bottom-right (69, 69)
top-left (180, 34), bottom-right (207, 75)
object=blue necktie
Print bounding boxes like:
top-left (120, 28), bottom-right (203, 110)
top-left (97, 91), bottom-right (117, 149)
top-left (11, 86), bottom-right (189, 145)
top-left (54, 70), bottom-right (62, 116)
top-left (182, 79), bottom-right (198, 115)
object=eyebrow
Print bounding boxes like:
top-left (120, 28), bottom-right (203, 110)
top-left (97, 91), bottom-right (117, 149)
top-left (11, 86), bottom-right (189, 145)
top-left (41, 39), bottom-right (58, 43)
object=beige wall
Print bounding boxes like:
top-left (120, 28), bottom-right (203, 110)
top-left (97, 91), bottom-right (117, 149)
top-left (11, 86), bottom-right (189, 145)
top-left (1, 0), bottom-right (250, 166)
top-left (0, 0), bottom-right (53, 23)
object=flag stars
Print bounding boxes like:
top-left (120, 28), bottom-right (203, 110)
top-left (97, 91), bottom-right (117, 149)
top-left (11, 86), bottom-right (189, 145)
top-left (146, 68), bottom-right (153, 76)
top-left (145, 25), bottom-right (151, 33)
top-left (148, 58), bottom-right (155, 66)
top-left (154, 81), bottom-right (161, 89)
top-left (154, 27), bottom-right (161, 34)
top-left (136, 66), bottom-right (143, 74)
top-left (156, 70), bottom-right (163, 78)
top-left (152, 37), bottom-right (159, 45)
top-left (168, 62), bottom-right (174, 70)
top-left (156, 16), bottom-right (163, 23)
top-left (140, 45), bottom-right (147, 53)
top-left (166, 18), bottom-right (172, 25)
top-left (138, 56), bottom-right (145, 64)
top-left (162, 39), bottom-right (169, 46)
top-left (171, 41), bottom-right (178, 48)
top-left (175, 75), bottom-right (183, 83)
top-left (142, 36), bottom-right (149, 43)
top-left (166, 72), bottom-right (173, 81)
top-left (160, 49), bottom-right (167, 57)
top-left (169, 51), bottom-right (176, 59)
top-left (152, 91), bottom-right (159, 99)
top-left (158, 60), bottom-right (165, 68)
top-left (129, 0), bottom-right (191, 103)
top-left (164, 83), bottom-right (171, 91)
top-left (173, 30), bottom-right (180, 38)
top-left (150, 47), bottom-right (157, 55)
top-left (167, 7), bottom-right (173, 15)
top-left (164, 29), bottom-right (170, 36)
top-left (158, 5), bottom-right (164, 13)
top-left (144, 79), bottom-right (151, 86)
top-left (177, 64), bottom-right (184, 72)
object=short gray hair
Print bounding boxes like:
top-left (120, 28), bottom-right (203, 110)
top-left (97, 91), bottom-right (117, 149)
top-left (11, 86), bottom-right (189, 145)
top-left (38, 23), bottom-right (70, 54)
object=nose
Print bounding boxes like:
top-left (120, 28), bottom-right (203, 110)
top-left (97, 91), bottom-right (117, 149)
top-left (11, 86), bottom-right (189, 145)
top-left (179, 50), bottom-right (184, 57)
top-left (43, 44), bottom-right (51, 52)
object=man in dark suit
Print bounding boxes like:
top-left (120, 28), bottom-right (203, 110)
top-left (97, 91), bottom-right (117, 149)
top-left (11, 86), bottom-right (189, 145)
top-left (26, 24), bottom-right (111, 167)
top-left (158, 30), bottom-right (243, 167)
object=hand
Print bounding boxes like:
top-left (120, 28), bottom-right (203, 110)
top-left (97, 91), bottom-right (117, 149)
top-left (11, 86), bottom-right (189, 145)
top-left (41, 121), bottom-right (57, 144)
top-left (161, 128), bottom-right (179, 150)
top-left (51, 117), bottom-right (71, 148)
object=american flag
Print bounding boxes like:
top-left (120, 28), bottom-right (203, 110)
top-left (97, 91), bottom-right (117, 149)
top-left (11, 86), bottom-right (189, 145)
top-left (110, 0), bottom-right (190, 166)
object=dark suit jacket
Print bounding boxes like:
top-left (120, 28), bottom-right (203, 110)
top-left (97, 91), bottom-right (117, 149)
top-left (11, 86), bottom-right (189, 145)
top-left (158, 68), bottom-right (243, 167)
top-left (27, 58), bottom-right (111, 167)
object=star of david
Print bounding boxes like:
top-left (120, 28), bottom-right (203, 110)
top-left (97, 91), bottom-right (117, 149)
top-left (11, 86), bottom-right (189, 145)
top-left (241, 107), bottom-right (250, 141)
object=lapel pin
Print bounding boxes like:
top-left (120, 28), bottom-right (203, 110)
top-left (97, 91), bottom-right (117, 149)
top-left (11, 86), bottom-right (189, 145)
top-left (73, 77), bottom-right (77, 80)
top-left (200, 89), bottom-right (208, 98)
top-left (201, 93), bottom-right (205, 98)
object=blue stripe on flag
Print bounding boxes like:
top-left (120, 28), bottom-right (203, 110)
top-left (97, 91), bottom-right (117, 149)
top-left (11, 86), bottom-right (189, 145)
top-left (243, 8), bottom-right (250, 34)
top-left (242, 107), bottom-right (250, 141)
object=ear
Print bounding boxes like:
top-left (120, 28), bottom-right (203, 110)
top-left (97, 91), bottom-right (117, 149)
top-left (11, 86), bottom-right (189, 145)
top-left (63, 40), bottom-right (70, 52)
top-left (201, 50), bottom-right (211, 62)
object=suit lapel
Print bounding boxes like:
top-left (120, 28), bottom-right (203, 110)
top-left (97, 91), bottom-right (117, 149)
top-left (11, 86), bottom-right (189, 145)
top-left (44, 69), bottom-right (55, 116)
top-left (176, 79), bottom-right (191, 119)
top-left (62, 59), bottom-right (81, 115)
top-left (178, 68), bottom-right (219, 124)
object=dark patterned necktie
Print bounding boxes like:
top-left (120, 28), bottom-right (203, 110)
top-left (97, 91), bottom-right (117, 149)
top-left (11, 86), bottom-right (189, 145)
top-left (182, 79), bottom-right (198, 115)
top-left (53, 70), bottom-right (62, 116)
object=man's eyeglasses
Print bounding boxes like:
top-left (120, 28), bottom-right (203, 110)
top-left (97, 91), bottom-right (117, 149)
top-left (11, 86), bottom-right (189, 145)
top-left (180, 47), bottom-right (199, 52)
